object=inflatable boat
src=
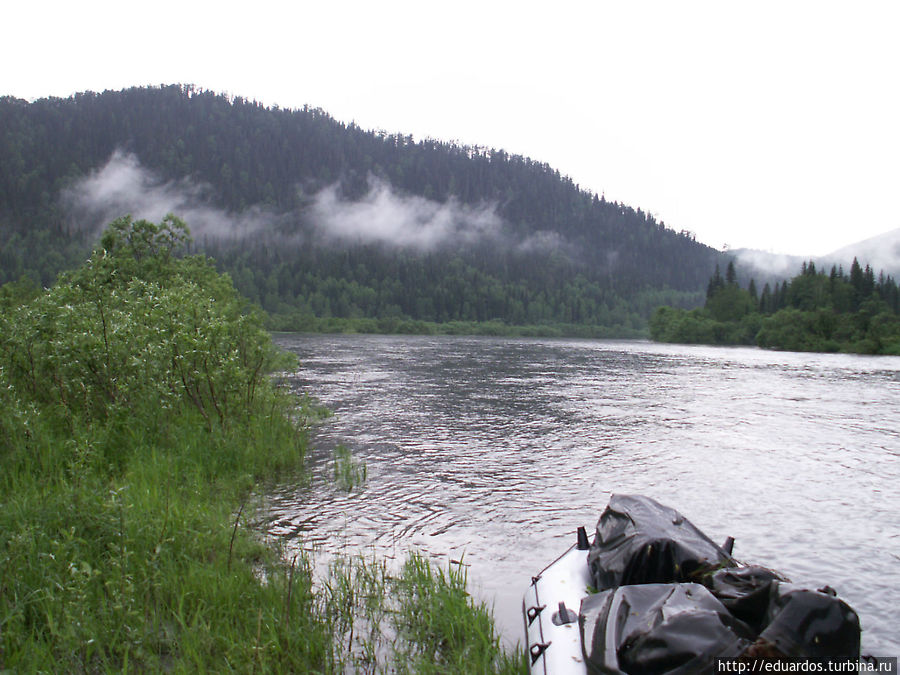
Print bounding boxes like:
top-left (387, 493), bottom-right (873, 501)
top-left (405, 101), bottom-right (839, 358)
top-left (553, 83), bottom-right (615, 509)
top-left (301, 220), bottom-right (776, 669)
top-left (523, 495), bottom-right (862, 675)
top-left (522, 527), bottom-right (592, 673)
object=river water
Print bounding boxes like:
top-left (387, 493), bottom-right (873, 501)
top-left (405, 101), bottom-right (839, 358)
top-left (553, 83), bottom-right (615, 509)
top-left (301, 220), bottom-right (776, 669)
top-left (265, 334), bottom-right (900, 655)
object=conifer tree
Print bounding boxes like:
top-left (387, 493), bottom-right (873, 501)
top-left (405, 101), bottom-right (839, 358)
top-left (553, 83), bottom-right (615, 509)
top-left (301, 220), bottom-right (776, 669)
top-left (726, 260), bottom-right (738, 285)
top-left (707, 264), bottom-right (724, 299)
top-left (759, 282), bottom-right (772, 314)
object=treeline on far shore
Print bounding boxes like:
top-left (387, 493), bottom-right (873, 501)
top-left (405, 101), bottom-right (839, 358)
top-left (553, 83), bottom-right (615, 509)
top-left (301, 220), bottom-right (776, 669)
top-left (266, 313), bottom-right (647, 339)
top-left (650, 259), bottom-right (900, 355)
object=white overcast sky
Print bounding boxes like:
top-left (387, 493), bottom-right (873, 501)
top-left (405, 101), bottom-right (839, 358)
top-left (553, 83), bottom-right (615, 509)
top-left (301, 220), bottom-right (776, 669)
top-left (4, 1), bottom-right (899, 256)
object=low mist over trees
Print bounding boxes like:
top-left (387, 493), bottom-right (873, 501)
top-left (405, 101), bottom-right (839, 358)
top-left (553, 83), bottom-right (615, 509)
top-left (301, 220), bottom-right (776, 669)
top-left (0, 85), bottom-right (728, 331)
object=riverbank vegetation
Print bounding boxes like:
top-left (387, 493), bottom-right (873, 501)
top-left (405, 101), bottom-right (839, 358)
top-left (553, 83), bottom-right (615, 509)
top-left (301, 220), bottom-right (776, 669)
top-left (650, 259), bottom-right (900, 354)
top-left (269, 314), bottom-right (649, 339)
top-left (0, 216), bottom-right (524, 672)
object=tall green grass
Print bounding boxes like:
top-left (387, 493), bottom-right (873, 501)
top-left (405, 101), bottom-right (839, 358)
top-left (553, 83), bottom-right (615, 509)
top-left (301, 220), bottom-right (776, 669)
top-left (392, 554), bottom-right (525, 674)
top-left (0, 216), bottom-right (525, 673)
top-left (313, 552), bottom-right (526, 674)
top-left (0, 386), bottom-right (330, 671)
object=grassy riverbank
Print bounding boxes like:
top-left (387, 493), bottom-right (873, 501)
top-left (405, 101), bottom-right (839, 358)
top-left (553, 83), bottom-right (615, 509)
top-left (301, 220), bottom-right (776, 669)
top-left (0, 216), bottom-right (524, 673)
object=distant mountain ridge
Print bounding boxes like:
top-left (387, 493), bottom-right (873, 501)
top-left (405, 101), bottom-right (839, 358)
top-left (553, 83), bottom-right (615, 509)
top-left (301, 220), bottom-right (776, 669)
top-left (733, 228), bottom-right (900, 287)
top-left (1, 84), bottom-right (729, 331)
top-left (828, 228), bottom-right (900, 277)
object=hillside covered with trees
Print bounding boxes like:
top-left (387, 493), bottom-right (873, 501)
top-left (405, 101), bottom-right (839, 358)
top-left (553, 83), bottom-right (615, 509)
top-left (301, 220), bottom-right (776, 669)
top-left (0, 85), bottom-right (728, 333)
top-left (650, 259), bottom-right (900, 354)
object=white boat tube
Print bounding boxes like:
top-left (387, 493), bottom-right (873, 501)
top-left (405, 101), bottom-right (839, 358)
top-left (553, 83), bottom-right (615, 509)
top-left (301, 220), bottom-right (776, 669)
top-left (522, 527), bottom-right (592, 675)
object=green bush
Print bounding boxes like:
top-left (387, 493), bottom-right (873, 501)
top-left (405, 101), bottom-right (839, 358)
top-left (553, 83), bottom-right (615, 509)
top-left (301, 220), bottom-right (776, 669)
top-left (1, 215), bottom-right (293, 435)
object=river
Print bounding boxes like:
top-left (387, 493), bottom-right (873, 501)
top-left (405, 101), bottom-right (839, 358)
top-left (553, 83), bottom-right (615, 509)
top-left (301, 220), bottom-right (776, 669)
top-left (264, 334), bottom-right (900, 655)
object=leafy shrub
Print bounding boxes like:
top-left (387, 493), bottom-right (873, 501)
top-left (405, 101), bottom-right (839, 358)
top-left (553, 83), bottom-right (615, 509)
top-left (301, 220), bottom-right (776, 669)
top-left (0, 215), bottom-right (293, 435)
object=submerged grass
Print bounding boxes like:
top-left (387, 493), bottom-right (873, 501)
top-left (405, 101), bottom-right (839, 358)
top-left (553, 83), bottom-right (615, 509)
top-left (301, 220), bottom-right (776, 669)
top-left (317, 552), bottom-right (526, 674)
top-left (393, 554), bottom-right (525, 674)
top-left (0, 217), bottom-right (524, 673)
top-left (333, 443), bottom-right (368, 492)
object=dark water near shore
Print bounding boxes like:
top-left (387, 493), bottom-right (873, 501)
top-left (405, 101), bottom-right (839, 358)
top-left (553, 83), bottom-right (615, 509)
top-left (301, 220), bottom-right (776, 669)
top-left (265, 334), bottom-right (900, 654)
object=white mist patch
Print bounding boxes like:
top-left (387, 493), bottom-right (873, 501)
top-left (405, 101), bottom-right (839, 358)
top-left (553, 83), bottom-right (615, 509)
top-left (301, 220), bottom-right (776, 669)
top-left (65, 153), bottom-right (505, 252)
top-left (827, 227), bottom-right (900, 277)
top-left (515, 230), bottom-right (579, 259)
top-left (735, 229), bottom-right (900, 280)
top-left (309, 178), bottom-right (502, 251)
top-left (733, 249), bottom-right (806, 279)
top-left (63, 150), bottom-right (278, 240)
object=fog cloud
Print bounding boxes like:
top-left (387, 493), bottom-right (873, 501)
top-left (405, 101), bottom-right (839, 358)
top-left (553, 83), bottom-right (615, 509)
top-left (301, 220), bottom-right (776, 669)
top-left (827, 228), bottom-right (900, 277)
top-left (62, 150), bottom-right (280, 240)
top-left (308, 178), bottom-right (503, 251)
top-left (733, 249), bottom-right (805, 279)
top-left (64, 152), bottom-right (508, 252)
top-left (734, 229), bottom-right (900, 280)
top-left (515, 230), bottom-right (577, 257)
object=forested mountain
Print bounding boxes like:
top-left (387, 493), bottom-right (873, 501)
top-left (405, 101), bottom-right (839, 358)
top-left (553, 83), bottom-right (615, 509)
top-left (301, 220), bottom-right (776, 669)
top-left (1, 84), bottom-right (728, 332)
